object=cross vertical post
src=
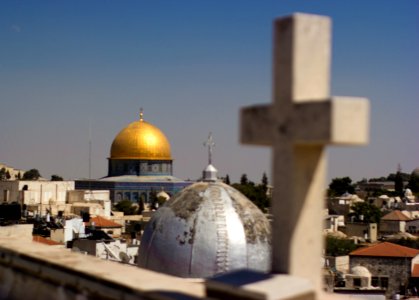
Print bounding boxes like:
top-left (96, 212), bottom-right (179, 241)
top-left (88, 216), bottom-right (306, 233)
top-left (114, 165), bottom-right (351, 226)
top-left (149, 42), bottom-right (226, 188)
top-left (240, 13), bottom-right (369, 294)
top-left (204, 132), bottom-right (216, 165)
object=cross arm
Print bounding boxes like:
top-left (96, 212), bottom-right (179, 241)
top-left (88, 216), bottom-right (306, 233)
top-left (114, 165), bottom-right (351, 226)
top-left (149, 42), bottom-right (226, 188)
top-left (240, 104), bottom-right (273, 146)
top-left (292, 97), bottom-right (369, 145)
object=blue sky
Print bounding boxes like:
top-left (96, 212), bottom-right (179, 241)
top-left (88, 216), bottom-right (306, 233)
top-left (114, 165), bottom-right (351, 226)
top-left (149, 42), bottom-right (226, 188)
top-left (0, 1), bottom-right (418, 184)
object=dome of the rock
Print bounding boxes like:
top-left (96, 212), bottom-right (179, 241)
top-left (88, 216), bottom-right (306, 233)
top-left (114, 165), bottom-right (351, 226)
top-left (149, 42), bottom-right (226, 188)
top-left (138, 180), bottom-right (272, 278)
top-left (110, 118), bottom-right (171, 160)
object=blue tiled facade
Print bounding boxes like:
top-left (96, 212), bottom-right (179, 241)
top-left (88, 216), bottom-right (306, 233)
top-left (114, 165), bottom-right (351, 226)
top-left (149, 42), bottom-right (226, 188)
top-left (75, 179), bottom-right (191, 203)
top-left (108, 159), bottom-right (173, 177)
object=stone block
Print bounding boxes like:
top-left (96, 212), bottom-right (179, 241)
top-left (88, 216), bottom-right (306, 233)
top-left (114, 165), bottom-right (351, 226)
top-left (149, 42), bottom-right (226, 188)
top-left (206, 270), bottom-right (315, 300)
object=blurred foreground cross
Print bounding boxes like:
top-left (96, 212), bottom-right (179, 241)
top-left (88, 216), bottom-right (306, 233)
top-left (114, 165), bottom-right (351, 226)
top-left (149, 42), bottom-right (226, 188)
top-left (240, 13), bottom-right (369, 293)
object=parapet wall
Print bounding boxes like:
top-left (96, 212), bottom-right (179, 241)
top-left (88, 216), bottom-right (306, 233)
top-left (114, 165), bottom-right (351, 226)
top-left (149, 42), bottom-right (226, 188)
top-left (0, 225), bottom-right (204, 300)
top-left (0, 226), bottom-right (350, 300)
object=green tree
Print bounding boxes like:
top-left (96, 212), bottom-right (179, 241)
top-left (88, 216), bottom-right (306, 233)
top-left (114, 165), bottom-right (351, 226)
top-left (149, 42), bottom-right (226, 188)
top-left (325, 236), bottom-right (358, 256)
top-left (408, 170), bottom-right (419, 193)
top-left (0, 168), bottom-right (6, 181)
top-left (328, 177), bottom-right (355, 197)
top-left (138, 199), bottom-right (145, 214)
top-left (224, 174), bottom-right (230, 185)
top-left (50, 174), bottom-right (63, 181)
top-left (240, 174), bottom-right (248, 185)
top-left (369, 176), bottom-right (387, 182)
top-left (5, 170), bottom-right (10, 180)
top-left (114, 200), bottom-right (137, 215)
top-left (261, 172), bottom-right (268, 193)
top-left (350, 202), bottom-right (381, 224)
top-left (394, 171), bottom-right (404, 196)
top-left (149, 190), bottom-right (160, 210)
top-left (387, 172), bottom-right (410, 182)
top-left (232, 177), bottom-right (270, 212)
top-left (23, 169), bottom-right (41, 180)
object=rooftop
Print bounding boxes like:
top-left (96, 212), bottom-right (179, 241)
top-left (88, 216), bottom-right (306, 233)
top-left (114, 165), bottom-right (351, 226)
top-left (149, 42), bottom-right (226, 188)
top-left (381, 210), bottom-right (410, 221)
top-left (89, 216), bottom-right (122, 228)
top-left (350, 242), bottom-right (419, 258)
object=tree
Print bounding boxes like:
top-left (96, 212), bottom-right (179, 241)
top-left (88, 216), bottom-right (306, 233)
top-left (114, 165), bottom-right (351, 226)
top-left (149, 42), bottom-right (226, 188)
top-left (328, 177), bottom-right (355, 197)
top-left (114, 200), bottom-right (137, 215)
top-left (232, 173), bottom-right (270, 212)
top-left (149, 190), bottom-right (159, 210)
top-left (138, 199), bottom-right (145, 214)
top-left (261, 172), bottom-right (268, 193)
top-left (5, 170), bottom-right (10, 180)
top-left (232, 182), bottom-right (269, 212)
top-left (0, 168), bottom-right (6, 181)
top-left (224, 174), bottom-right (231, 185)
top-left (23, 169), bottom-right (41, 180)
top-left (350, 202), bottom-right (381, 224)
top-left (394, 171), bottom-right (404, 196)
top-left (325, 236), bottom-right (358, 256)
top-left (240, 174), bottom-right (248, 185)
top-left (50, 174), bottom-right (63, 181)
top-left (369, 176), bottom-right (386, 182)
top-left (408, 170), bottom-right (419, 193)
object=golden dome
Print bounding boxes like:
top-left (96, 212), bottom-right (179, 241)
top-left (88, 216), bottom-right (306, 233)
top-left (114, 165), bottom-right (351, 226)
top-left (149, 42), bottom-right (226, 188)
top-left (110, 116), bottom-right (172, 160)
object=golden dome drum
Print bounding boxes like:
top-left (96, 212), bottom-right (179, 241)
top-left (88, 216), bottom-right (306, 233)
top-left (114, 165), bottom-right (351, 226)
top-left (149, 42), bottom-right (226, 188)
top-left (110, 119), bottom-right (172, 160)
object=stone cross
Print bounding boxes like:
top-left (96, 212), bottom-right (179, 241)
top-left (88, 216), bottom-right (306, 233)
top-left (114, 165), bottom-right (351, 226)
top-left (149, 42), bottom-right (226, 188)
top-left (240, 13), bottom-right (369, 292)
top-left (204, 132), bottom-right (216, 165)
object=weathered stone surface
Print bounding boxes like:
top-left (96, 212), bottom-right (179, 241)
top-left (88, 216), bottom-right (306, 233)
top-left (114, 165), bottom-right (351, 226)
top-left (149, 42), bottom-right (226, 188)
top-left (138, 181), bottom-right (271, 278)
top-left (240, 13), bottom-right (369, 295)
top-left (0, 227), bottom-right (205, 300)
top-left (350, 256), bottom-right (412, 299)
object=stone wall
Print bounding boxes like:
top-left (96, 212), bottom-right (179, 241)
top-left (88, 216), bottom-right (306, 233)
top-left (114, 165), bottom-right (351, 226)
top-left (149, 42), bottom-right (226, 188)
top-left (0, 225), bottom-right (355, 300)
top-left (350, 256), bottom-right (412, 298)
top-left (380, 220), bottom-right (405, 234)
top-left (0, 227), bottom-right (205, 300)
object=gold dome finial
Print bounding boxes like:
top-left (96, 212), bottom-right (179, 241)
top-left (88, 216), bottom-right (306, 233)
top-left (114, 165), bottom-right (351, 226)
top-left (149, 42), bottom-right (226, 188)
top-left (139, 108), bottom-right (144, 121)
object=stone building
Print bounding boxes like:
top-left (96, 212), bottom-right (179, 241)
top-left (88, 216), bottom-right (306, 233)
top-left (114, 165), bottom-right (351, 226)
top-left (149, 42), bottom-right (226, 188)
top-left (0, 180), bottom-right (74, 215)
top-left (380, 210), bottom-right (411, 234)
top-left (0, 180), bottom-right (111, 218)
top-left (349, 242), bottom-right (419, 297)
top-left (0, 163), bottom-right (25, 180)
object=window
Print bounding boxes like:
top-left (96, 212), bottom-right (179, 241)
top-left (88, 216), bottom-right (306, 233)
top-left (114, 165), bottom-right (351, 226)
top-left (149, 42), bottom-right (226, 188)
top-left (372, 276), bottom-right (388, 289)
top-left (353, 278), bottom-right (361, 287)
top-left (381, 277), bottom-right (388, 288)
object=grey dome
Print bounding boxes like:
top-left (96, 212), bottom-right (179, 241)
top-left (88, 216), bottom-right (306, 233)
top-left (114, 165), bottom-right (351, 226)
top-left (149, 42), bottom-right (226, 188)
top-left (138, 181), bottom-right (271, 278)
